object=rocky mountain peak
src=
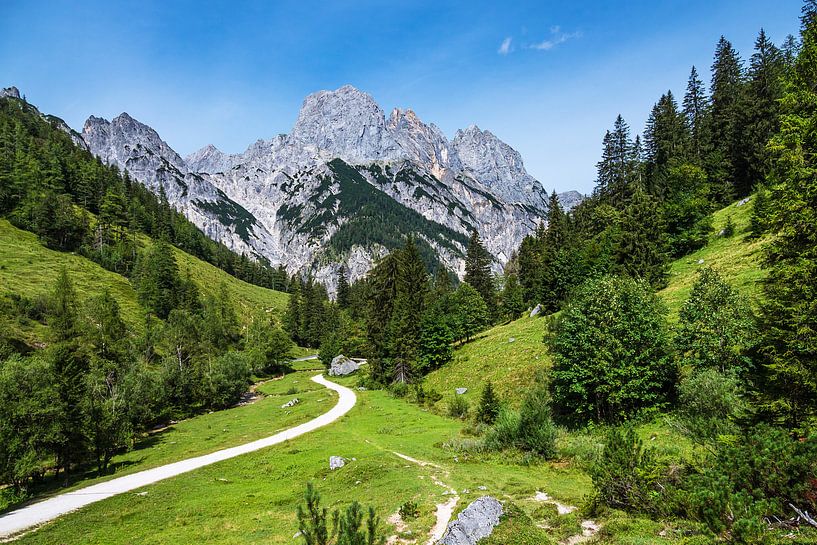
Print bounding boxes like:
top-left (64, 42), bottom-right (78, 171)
top-left (1, 86), bottom-right (21, 99)
top-left (452, 125), bottom-right (547, 210)
top-left (388, 107), bottom-right (460, 180)
top-left (186, 144), bottom-right (230, 174)
top-left (290, 84), bottom-right (402, 163)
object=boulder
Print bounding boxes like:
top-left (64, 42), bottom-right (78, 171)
top-left (281, 398), bottom-right (300, 409)
top-left (508, 337), bottom-right (516, 343)
top-left (529, 304), bottom-right (542, 318)
top-left (737, 197), bottom-right (751, 206)
top-left (329, 456), bottom-right (346, 470)
top-left (437, 496), bottom-right (503, 545)
top-left (456, 388), bottom-right (468, 395)
top-left (329, 355), bottom-right (360, 376)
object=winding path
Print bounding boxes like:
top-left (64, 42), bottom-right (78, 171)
top-left (0, 374), bottom-right (356, 540)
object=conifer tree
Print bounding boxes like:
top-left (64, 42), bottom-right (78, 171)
top-left (133, 239), bottom-right (182, 320)
top-left (644, 91), bottom-right (690, 194)
top-left (737, 29), bottom-right (785, 197)
top-left (683, 66), bottom-right (710, 164)
top-left (756, 2), bottom-right (817, 427)
top-left (336, 268), bottom-right (350, 309)
top-left (614, 189), bottom-right (669, 289)
top-left (708, 36), bottom-right (745, 202)
top-left (501, 273), bottom-right (525, 320)
top-left (476, 381), bottom-right (500, 424)
top-left (464, 230), bottom-right (495, 313)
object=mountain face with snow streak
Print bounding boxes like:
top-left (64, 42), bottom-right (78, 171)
top-left (80, 85), bottom-right (582, 290)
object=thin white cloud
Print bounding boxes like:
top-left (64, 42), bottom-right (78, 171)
top-left (528, 29), bottom-right (582, 51)
top-left (498, 37), bottom-right (513, 55)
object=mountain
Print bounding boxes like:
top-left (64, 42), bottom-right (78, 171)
top-left (80, 85), bottom-right (582, 290)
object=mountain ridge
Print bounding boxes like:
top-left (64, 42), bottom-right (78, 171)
top-left (12, 84), bottom-right (584, 290)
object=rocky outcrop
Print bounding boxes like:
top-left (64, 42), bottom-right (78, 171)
top-left (453, 126), bottom-right (547, 212)
top-left (328, 355), bottom-right (360, 376)
top-left (1, 86), bottom-right (20, 99)
top-left (437, 496), bottom-right (503, 545)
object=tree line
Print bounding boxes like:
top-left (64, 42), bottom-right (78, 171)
top-left (0, 256), bottom-right (293, 494)
top-left (0, 97), bottom-right (290, 292)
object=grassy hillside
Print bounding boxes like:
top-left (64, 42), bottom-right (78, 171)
top-left (425, 198), bottom-right (767, 409)
top-left (658, 197), bottom-right (767, 316)
top-left (0, 219), bottom-right (288, 333)
top-left (423, 315), bottom-right (549, 409)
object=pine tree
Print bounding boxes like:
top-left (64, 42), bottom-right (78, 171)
top-left (133, 239), bottom-right (182, 319)
top-left (50, 267), bottom-right (78, 342)
top-left (336, 268), bottom-right (350, 309)
top-left (388, 237), bottom-right (429, 382)
top-left (596, 116), bottom-right (639, 206)
top-left (476, 381), bottom-right (500, 424)
top-left (644, 91), bottom-right (690, 194)
top-left (708, 36), bottom-right (745, 202)
top-left (683, 66), bottom-right (710, 164)
top-left (464, 231), bottom-right (495, 313)
top-left (614, 189), bottom-right (669, 289)
top-left (501, 273), bottom-right (525, 320)
top-left (755, 3), bottom-right (817, 427)
top-left (737, 29), bottom-right (785, 197)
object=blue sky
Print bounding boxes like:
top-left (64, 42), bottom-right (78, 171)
top-left (0, 0), bottom-right (802, 194)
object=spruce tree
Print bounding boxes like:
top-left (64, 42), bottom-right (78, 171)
top-left (643, 91), bottom-right (690, 194)
top-left (683, 66), bottom-right (710, 164)
top-left (476, 381), bottom-right (500, 424)
top-left (336, 268), bottom-right (350, 309)
top-left (133, 239), bottom-right (182, 319)
top-left (501, 273), bottom-right (525, 320)
top-left (614, 189), bottom-right (669, 289)
top-left (708, 36), bottom-right (745, 202)
top-left (464, 230), bottom-right (495, 313)
top-left (756, 3), bottom-right (817, 427)
top-left (737, 29), bottom-right (785, 197)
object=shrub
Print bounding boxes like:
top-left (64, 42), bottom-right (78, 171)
top-left (484, 408), bottom-right (521, 451)
top-left (296, 482), bottom-right (385, 545)
top-left (448, 396), bottom-right (470, 419)
top-left (516, 379), bottom-right (558, 458)
top-left (399, 500), bottom-right (420, 519)
top-left (675, 267), bottom-right (755, 375)
top-left (674, 369), bottom-right (745, 445)
top-left (476, 381), bottom-right (500, 424)
top-left (549, 275), bottom-right (674, 426)
top-left (590, 426), bottom-right (664, 514)
top-left (204, 351), bottom-right (252, 409)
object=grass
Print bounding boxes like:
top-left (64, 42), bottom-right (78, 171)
top-left (658, 198), bottom-right (767, 317)
top-left (1, 371), bottom-right (334, 513)
top-left (16, 377), bottom-right (593, 545)
top-left (423, 315), bottom-right (550, 409)
top-left (0, 219), bottom-right (290, 336)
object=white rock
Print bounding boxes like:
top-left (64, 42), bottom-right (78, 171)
top-left (456, 388), bottom-right (468, 395)
top-left (329, 355), bottom-right (360, 376)
top-left (281, 398), bottom-right (300, 408)
top-left (329, 456), bottom-right (346, 470)
top-left (530, 304), bottom-right (543, 318)
top-left (437, 496), bottom-right (503, 545)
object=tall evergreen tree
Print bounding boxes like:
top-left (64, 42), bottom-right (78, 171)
top-left (756, 3), bottom-right (817, 428)
top-left (737, 29), bottom-right (786, 197)
top-left (614, 189), bottom-right (669, 289)
top-left (464, 231), bottom-right (495, 313)
top-left (644, 91), bottom-right (690, 194)
top-left (708, 36), bottom-right (745, 202)
top-left (683, 66), bottom-right (710, 164)
top-left (336, 268), bottom-right (350, 309)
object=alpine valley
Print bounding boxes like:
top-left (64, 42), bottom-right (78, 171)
top-left (79, 85), bottom-right (582, 289)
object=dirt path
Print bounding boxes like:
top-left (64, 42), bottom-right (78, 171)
top-left (0, 374), bottom-right (356, 541)
top-left (391, 452), bottom-right (459, 545)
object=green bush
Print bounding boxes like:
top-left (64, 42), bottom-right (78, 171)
top-left (674, 368), bottom-right (745, 445)
top-left (296, 482), bottom-right (385, 545)
top-left (476, 381), bottom-right (500, 424)
top-left (399, 500), bottom-right (420, 519)
top-left (448, 395), bottom-right (470, 419)
top-left (484, 409), bottom-right (522, 451)
top-left (549, 275), bottom-right (674, 426)
top-left (590, 426), bottom-right (665, 514)
top-left (516, 380), bottom-right (558, 458)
